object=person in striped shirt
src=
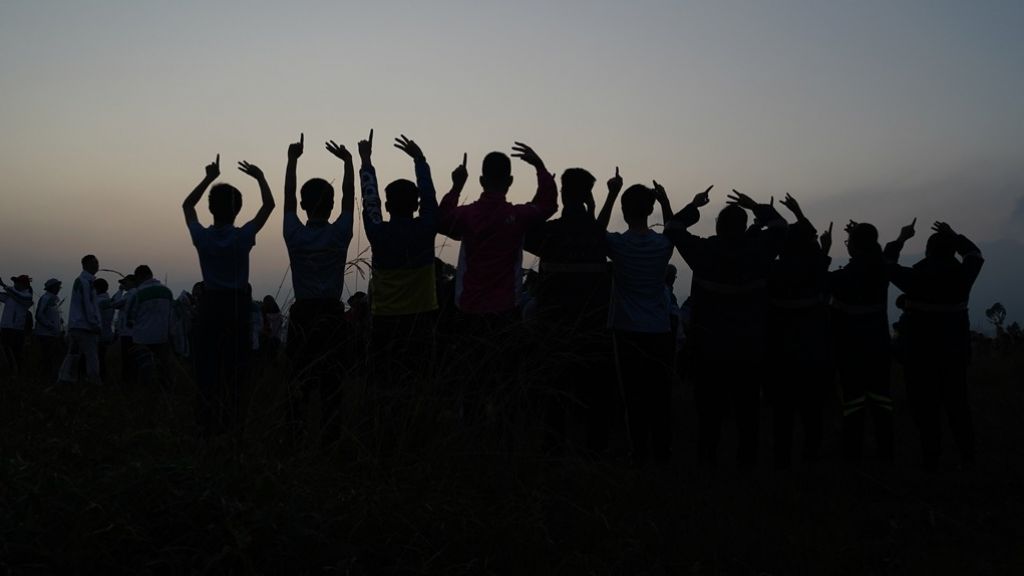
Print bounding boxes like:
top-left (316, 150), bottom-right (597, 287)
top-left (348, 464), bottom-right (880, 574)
top-left (358, 131), bottom-right (438, 392)
top-left (58, 255), bottom-right (103, 385)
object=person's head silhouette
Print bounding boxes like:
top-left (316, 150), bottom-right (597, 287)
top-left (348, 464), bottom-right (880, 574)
top-left (620, 184), bottom-right (655, 226)
top-left (300, 178), bottom-right (335, 221)
top-left (81, 254), bottom-right (99, 275)
top-left (846, 223), bottom-right (881, 259)
top-left (384, 179), bottom-right (419, 218)
top-left (560, 168), bottom-right (595, 213)
top-left (93, 278), bottom-right (109, 295)
top-left (134, 265), bottom-right (154, 282)
top-left (926, 230), bottom-right (956, 260)
top-left (480, 152), bottom-right (513, 195)
top-left (716, 205), bottom-right (748, 239)
top-left (209, 183), bottom-right (243, 225)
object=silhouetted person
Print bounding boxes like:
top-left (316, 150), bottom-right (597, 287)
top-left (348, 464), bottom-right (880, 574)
top-left (598, 176), bottom-right (676, 466)
top-left (885, 221), bottom-right (984, 470)
top-left (59, 255), bottom-right (103, 385)
top-left (282, 134), bottom-right (353, 445)
top-left (829, 220), bottom-right (908, 462)
top-left (183, 154), bottom-right (275, 437)
top-left (665, 188), bottom-right (786, 470)
top-left (524, 167), bottom-right (614, 455)
top-left (765, 194), bottom-right (832, 468)
top-left (34, 278), bottom-right (64, 380)
top-left (124, 265), bottom-right (174, 388)
top-left (358, 131), bottom-right (439, 393)
top-left (438, 143), bottom-right (558, 420)
top-left (112, 275), bottom-right (137, 385)
top-left (0, 274), bottom-right (34, 375)
top-left (170, 290), bottom-right (195, 358)
top-left (95, 278), bottom-right (114, 380)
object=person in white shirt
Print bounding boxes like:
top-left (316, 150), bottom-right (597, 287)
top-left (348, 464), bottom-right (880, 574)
top-left (0, 274), bottom-right (35, 374)
top-left (182, 154), bottom-right (275, 436)
top-left (95, 278), bottom-right (115, 380)
top-left (35, 278), bottom-right (64, 379)
top-left (112, 275), bottom-right (137, 385)
top-left (59, 255), bottom-right (103, 384)
top-left (124, 265), bottom-right (174, 388)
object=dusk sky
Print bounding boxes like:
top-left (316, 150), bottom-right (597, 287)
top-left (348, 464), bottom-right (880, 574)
top-left (1, 1), bottom-right (1022, 327)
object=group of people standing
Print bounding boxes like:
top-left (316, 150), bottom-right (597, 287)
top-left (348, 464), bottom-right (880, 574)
top-left (0, 132), bottom-right (984, 471)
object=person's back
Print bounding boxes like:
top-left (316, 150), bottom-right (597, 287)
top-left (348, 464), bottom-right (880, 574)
top-left (0, 276), bottom-right (34, 332)
top-left (829, 224), bottom-right (892, 360)
top-left (438, 144), bottom-right (557, 315)
top-left (128, 271), bottom-right (174, 346)
top-left (35, 281), bottom-right (62, 338)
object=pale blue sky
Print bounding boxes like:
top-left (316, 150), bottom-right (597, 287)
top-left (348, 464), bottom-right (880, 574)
top-left (1, 1), bottom-right (1022, 323)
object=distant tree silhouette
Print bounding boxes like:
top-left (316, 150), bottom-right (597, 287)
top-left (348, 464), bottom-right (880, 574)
top-left (986, 302), bottom-right (1007, 335)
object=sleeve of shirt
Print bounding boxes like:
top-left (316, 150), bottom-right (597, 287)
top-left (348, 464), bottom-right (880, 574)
top-left (515, 169), bottom-right (558, 226)
top-left (333, 211), bottom-right (355, 245)
top-left (360, 166), bottom-right (384, 243)
top-left (437, 188), bottom-right (467, 240)
top-left (415, 159), bottom-right (438, 224)
top-left (240, 221), bottom-right (259, 247)
top-left (956, 234), bottom-right (985, 290)
top-left (187, 220), bottom-right (205, 247)
top-left (84, 278), bottom-right (101, 328)
top-left (283, 212), bottom-right (301, 242)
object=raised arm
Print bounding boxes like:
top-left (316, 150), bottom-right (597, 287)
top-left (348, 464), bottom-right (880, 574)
top-left (937, 221), bottom-right (985, 288)
top-left (238, 161), bottom-right (276, 233)
top-left (653, 180), bottom-right (673, 226)
top-left (394, 135), bottom-right (437, 219)
top-left (596, 167), bottom-right (624, 231)
top-left (883, 218), bottom-right (917, 291)
top-left (183, 155), bottom-right (220, 224)
top-left (779, 193), bottom-right (810, 225)
top-left (438, 153), bottom-right (468, 239)
top-left (326, 137), bottom-right (355, 217)
top-left (664, 185), bottom-right (712, 261)
top-left (284, 133), bottom-right (303, 215)
top-left (511, 142), bottom-right (558, 223)
top-left (356, 129), bottom-right (382, 238)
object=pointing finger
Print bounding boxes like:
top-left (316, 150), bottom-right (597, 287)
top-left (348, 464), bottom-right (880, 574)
top-left (300, 132), bottom-right (304, 145)
top-left (615, 166), bottom-right (620, 177)
top-left (368, 129), bottom-right (374, 144)
top-left (215, 154), bottom-right (220, 166)
top-left (911, 217), bottom-right (917, 226)
top-left (462, 153), bottom-right (467, 167)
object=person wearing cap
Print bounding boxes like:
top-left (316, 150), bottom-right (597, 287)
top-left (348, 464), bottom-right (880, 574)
top-left (35, 278), bottom-right (64, 379)
top-left (124, 265), bottom-right (174, 388)
top-left (59, 254), bottom-right (103, 385)
top-left (112, 275), bottom-right (138, 385)
top-left (0, 274), bottom-right (35, 374)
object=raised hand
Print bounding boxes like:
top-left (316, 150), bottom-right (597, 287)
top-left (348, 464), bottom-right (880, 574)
top-left (325, 139), bottom-right (352, 162)
top-left (820, 221), bottom-right (834, 254)
top-left (780, 193), bottom-right (803, 218)
top-left (844, 220), bottom-right (859, 234)
top-left (652, 180), bottom-right (668, 203)
top-left (238, 161), bottom-right (265, 181)
top-left (602, 166), bottom-right (622, 196)
top-left (288, 133), bottom-right (304, 161)
top-left (932, 221), bottom-right (954, 236)
top-left (898, 217), bottom-right (917, 242)
top-left (511, 142), bottom-right (545, 170)
top-left (692, 184), bottom-right (713, 207)
top-left (205, 154), bottom-right (220, 180)
top-left (727, 189), bottom-right (758, 210)
top-left (393, 134), bottom-right (425, 161)
top-left (451, 153), bottom-right (468, 189)
top-left (358, 129), bottom-right (374, 163)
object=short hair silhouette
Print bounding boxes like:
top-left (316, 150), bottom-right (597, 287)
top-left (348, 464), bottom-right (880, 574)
top-left (621, 184), bottom-right (655, 222)
top-left (926, 231), bottom-right (957, 259)
top-left (716, 205), bottom-right (748, 238)
top-left (209, 183), bottom-right (243, 222)
top-left (384, 178), bottom-right (419, 216)
top-left (134, 265), bottom-right (153, 280)
top-left (93, 278), bottom-right (109, 293)
top-left (480, 152), bottom-right (513, 193)
top-left (82, 254), bottom-right (98, 268)
top-left (560, 168), bottom-right (595, 209)
top-left (847, 222), bottom-right (881, 257)
top-left (299, 178), bottom-right (334, 218)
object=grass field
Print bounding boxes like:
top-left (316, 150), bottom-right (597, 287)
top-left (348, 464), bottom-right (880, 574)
top-left (1, 342), bottom-right (1023, 575)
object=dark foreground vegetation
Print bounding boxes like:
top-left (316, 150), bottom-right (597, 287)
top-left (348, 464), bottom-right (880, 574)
top-left (2, 341), bottom-right (1023, 575)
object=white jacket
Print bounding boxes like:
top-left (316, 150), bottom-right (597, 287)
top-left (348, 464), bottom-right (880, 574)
top-left (0, 286), bottom-right (34, 331)
top-left (68, 271), bottom-right (101, 332)
top-left (34, 291), bottom-right (62, 337)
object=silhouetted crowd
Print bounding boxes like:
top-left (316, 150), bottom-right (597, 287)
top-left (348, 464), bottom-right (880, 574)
top-left (0, 133), bottom-right (985, 472)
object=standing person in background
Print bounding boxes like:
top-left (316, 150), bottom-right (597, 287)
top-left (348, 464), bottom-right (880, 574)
top-left (437, 143), bottom-right (558, 421)
top-left (125, 265), bottom-right (174, 388)
top-left (94, 278), bottom-right (115, 381)
top-left (885, 221), bottom-right (984, 471)
top-left (358, 131), bottom-right (439, 392)
top-left (112, 275), bottom-right (137, 386)
top-left (59, 256), bottom-right (103, 385)
top-left (0, 275), bottom-right (35, 375)
top-left (35, 278), bottom-right (64, 379)
top-left (597, 178), bottom-right (676, 466)
top-left (183, 154), bottom-right (275, 437)
top-left (281, 133), bottom-right (354, 445)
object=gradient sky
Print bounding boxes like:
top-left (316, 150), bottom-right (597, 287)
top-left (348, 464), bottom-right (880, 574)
top-left (2, 1), bottom-right (1023, 325)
